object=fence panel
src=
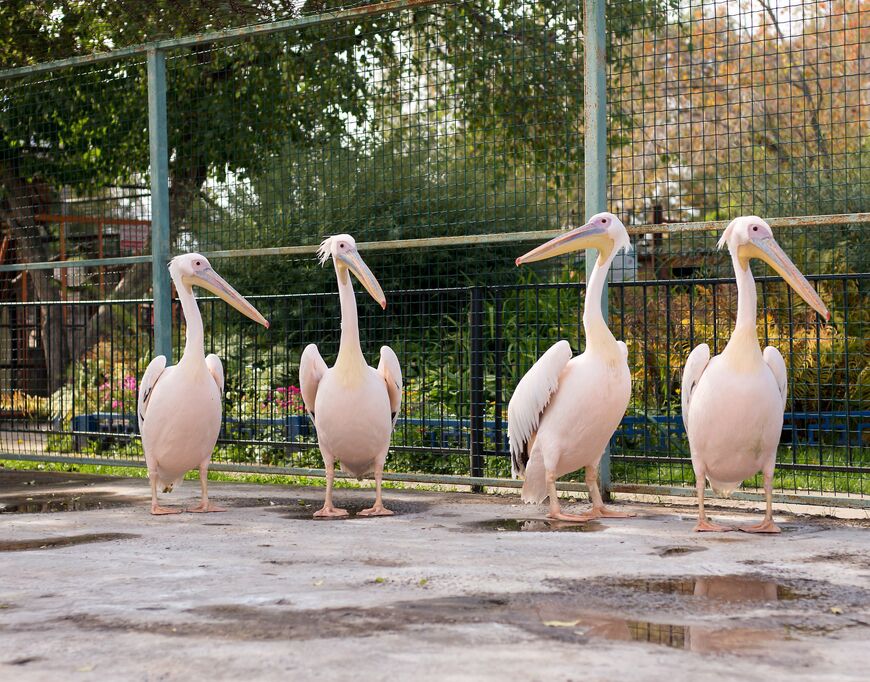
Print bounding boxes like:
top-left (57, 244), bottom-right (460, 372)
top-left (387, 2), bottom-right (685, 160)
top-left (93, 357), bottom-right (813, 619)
top-left (1, 0), bottom-right (867, 507)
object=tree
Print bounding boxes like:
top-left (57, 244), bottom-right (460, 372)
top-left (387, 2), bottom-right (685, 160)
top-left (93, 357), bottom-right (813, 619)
top-left (1, 0), bottom-right (672, 393)
top-left (0, 1), bottom-right (398, 392)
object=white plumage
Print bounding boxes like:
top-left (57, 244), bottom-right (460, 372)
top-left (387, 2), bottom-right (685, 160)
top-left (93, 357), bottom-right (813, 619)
top-left (507, 213), bottom-right (635, 521)
top-left (137, 253), bottom-right (268, 514)
top-left (508, 339), bottom-right (572, 477)
top-left (682, 216), bottom-right (828, 533)
top-left (299, 234), bottom-right (402, 518)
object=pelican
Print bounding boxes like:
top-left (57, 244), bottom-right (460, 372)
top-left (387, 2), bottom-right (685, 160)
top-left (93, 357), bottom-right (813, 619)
top-left (509, 212), bottom-right (634, 521)
top-left (681, 217), bottom-right (829, 533)
top-left (299, 235), bottom-right (402, 518)
top-left (137, 254), bottom-right (269, 515)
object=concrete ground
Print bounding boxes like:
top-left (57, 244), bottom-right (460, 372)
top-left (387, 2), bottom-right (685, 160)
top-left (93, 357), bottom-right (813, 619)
top-left (1, 470), bottom-right (869, 682)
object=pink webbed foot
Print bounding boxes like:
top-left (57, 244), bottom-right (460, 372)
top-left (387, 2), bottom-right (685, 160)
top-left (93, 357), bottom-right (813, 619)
top-left (739, 519), bottom-right (781, 534)
top-left (314, 506), bottom-right (349, 519)
top-left (358, 505), bottom-right (394, 517)
top-left (151, 505), bottom-right (182, 516)
top-left (693, 518), bottom-right (733, 532)
top-left (590, 506), bottom-right (636, 519)
top-left (187, 503), bottom-right (226, 513)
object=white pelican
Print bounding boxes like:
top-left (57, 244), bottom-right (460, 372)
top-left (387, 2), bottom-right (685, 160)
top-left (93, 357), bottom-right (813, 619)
top-left (299, 235), bottom-right (402, 518)
top-left (509, 212), bottom-right (634, 521)
top-left (137, 254), bottom-right (269, 515)
top-left (681, 217), bottom-right (829, 533)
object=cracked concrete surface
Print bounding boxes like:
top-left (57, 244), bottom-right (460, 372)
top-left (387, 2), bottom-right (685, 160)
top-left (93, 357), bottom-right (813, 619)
top-left (1, 470), bottom-right (869, 681)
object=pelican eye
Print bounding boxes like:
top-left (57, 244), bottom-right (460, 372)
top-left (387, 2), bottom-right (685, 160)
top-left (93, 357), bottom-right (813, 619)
top-left (195, 260), bottom-right (202, 266)
top-left (752, 226), bottom-right (759, 232)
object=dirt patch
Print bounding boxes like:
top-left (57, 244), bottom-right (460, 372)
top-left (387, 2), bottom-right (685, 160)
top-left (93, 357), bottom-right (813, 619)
top-left (360, 557), bottom-right (411, 568)
top-left (0, 533), bottom-right (138, 552)
top-left (247, 497), bottom-right (431, 518)
top-left (806, 551), bottom-right (870, 569)
top-left (0, 491), bottom-right (144, 514)
top-left (653, 545), bottom-right (709, 557)
top-left (46, 574), bottom-right (868, 653)
top-left (460, 518), bottom-right (606, 533)
top-left (3, 656), bottom-right (44, 666)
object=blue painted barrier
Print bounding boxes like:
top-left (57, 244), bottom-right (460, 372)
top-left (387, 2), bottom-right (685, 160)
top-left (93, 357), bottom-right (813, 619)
top-left (68, 410), bottom-right (868, 450)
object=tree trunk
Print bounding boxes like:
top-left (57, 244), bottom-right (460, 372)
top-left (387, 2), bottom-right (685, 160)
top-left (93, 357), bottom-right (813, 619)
top-left (80, 163), bottom-right (208, 354)
top-left (0, 163), bottom-right (70, 395)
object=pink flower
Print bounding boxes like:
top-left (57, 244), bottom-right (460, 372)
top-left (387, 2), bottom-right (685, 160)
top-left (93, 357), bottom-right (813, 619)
top-left (123, 376), bottom-right (137, 391)
top-left (112, 400), bottom-right (120, 408)
top-left (275, 387), bottom-right (287, 394)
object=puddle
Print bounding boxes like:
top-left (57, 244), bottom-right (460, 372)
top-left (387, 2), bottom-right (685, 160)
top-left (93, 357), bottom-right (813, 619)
top-left (462, 518), bottom-right (606, 533)
top-left (0, 492), bottom-right (140, 514)
top-left (267, 498), bottom-right (430, 519)
top-left (653, 545), bottom-right (709, 557)
top-left (542, 615), bottom-right (783, 651)
top-left (615, 576), bottom-right (799, 602)
top-left (0, 533), bottom-right (138, 552)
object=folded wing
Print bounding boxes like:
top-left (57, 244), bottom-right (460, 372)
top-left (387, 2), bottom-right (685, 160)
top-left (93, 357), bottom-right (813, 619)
top-left (507, 340), bottom-right (573, 478)
top-left (137, 355), bottom-right (167, 433)
top-left (299, 344), bottom-right (328, 422)
top-left (681, 343), bottom-right (711, 433)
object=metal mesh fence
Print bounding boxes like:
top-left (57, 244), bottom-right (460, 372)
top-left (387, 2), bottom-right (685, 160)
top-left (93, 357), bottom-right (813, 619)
top-left (1, 0), bottom-right (867, 506)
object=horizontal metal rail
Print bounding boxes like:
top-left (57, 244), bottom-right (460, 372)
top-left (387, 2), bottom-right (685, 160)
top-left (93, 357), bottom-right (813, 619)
top-left (3, 213), bottom-right (867, 273)
top-left (0, 255), bottom-right (151, 273)
top-left (0, 271), bottom-right (863, 306)
top-left (2, 451), bottom-right (867, 509)
top-left (0, 0), bottom-right (446, 81)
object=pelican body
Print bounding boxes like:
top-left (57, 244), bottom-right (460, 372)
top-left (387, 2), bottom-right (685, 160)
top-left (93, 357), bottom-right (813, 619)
top-left (681, 217), bottom-right (829, 533)
top-left (508, 212), bottom-right (635, 521)
top-left (299, 235), bottom-right (402, 518)
top-left (138, 254), bottom-right (269, 515)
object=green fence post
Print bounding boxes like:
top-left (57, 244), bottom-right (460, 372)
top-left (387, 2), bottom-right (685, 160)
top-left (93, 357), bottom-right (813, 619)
top-left (584, 0), bottom-right (611, 499)
top-left (147, 48), bottom-right (172, 363)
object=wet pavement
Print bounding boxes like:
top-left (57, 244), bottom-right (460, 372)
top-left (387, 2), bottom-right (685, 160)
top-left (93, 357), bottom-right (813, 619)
top-left (1, 469), bottom-right (869, 681)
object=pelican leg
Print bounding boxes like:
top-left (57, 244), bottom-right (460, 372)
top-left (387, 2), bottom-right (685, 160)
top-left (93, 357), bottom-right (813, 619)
top-left (314, 455), bottom-right (348, 519)
top-left (693, 476), bottom-right (732, 532)
top-left (546, 470), bottom-right (595, 522)
top-left (359, 464), bottom-right (394, 517)
top-left (187, 462), bottom-right (226, 513)
top-left (740, 469), bottom-right (781, 534)
top-left (586, 464), bottom-right (635, 518)
top-left (149, 471), bottom-right (181, 516)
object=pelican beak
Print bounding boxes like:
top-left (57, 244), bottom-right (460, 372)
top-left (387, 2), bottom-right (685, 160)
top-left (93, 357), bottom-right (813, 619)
top-left (516, 221), bottom-right (611, 266)
top-left (337, 248), bottom-right (386, 309)
top-left (744, 237), bottom-right (830, 322)
top-left (187, 268), bottom-right (270, 328)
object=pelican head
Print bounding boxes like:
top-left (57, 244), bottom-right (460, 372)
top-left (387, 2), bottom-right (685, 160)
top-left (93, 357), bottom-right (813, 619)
top-left (718, 216), bottom-right (829, 321)
top-left (318, 234), bottom-right (386, 309)
top-left (515, 212), bottom-right (631, 267)
top-left (169, 253), bottom-right (269, 328)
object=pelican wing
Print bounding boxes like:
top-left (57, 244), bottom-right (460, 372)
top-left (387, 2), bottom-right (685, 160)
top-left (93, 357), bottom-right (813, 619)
top-left (377, 345), bottom-right (403, 428)
top-left (763, 346), bottom-right (788, 409)
top-left (299, 344), bottom-right (328, 420)
top-left (681, 343), bottom-right (711, 432)
top-left (507, 340), bottom-right (573, 478)
top-left (137, 355), bottom-right (167, 432)
top-left (205, 354), bottom-right (225, 394)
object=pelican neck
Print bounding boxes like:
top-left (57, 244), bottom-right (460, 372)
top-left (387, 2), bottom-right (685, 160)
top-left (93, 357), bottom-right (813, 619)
top-left (722, 249), bottom-right (763, 362)
top-left (333, 263), bottom-right (366, 372)
top-left (583, 250), bottom-right (619, 354)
